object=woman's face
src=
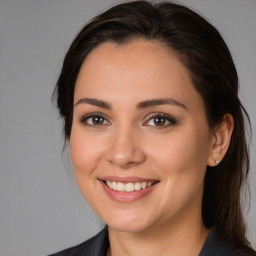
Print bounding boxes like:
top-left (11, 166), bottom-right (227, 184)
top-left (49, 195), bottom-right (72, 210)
top-left (70, 40), bottom-right (215, 233)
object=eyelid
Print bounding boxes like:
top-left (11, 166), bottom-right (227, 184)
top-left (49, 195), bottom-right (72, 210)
top-left (80, 112), bottom-right (111, 126)
top-left (143, 112), bottom-right (177, 127)
top-left (79, 111), bottom-right (177, 128)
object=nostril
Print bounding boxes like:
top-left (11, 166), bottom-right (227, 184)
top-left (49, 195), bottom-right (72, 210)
top-left (107, 158), bottom-right (137, 169)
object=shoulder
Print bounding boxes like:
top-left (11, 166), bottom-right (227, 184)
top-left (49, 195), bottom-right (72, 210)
top-left (199, 228), bottom-right (256, 256)
top-left (200, 228), bottom-right (237, 256)
top-left (47, 228), bottom-right (109, 256)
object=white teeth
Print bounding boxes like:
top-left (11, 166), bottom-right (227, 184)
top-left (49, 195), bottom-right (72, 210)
top-left (106, 181), bottom-right (112, 189)
top-left (105, 180), bottom-right (155, 192)
top-left (112, 181), bottom-right (117, 190)
top-left (134, 182), bottom-right (142, 191)
top-left (142, 182), bottom-right (147, 189)
top-left (117, 182), bottom-right (126, 192)
top-left (147, 182), bottom-right (153, 188)
top-left (126, 183), bottom-right (134, 192)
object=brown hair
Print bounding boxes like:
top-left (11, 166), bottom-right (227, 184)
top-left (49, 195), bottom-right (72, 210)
top-left (53, 1), bottom-right (255, 253)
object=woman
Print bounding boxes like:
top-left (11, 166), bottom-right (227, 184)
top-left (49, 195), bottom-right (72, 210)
top-left (49, 1), bottom-right (255, 255)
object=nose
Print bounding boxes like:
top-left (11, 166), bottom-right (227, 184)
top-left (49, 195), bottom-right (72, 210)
top-left (106, 126), bottom-right (146, 169)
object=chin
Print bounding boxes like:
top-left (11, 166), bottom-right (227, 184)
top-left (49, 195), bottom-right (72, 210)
top-left (103, 211), bottom-right (158, 234)
top-left (108, 222), bottom-right (151, 234)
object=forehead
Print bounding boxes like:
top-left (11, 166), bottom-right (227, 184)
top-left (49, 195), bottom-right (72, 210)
top-left (74, 39), bottom-right (204, 112)
top-left (79, 40), bottom-right (184, 82)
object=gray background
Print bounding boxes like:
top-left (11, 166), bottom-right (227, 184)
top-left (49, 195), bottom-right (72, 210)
top-left (0, 0), bottom-right (255, 255)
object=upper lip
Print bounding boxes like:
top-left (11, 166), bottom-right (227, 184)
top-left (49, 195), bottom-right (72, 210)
top-left (99, 176), bottom-right (159, 183)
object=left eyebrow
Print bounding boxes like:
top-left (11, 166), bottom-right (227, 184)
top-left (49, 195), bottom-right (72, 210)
top-left (74, 98), bottom-right (112, 110)
top-left (136, 98), bottom-right (187, 110)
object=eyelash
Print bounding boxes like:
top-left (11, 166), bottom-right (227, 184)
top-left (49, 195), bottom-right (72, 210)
top-left (80, 112), bottom-right (110, 127)
top-left (143, 113), bottom-right (177, 128)
top-left (79, 112), bottom-right (177, 128)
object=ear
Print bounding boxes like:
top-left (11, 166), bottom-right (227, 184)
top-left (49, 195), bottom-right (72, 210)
top-left (207, 114), bottom-right (234, 167)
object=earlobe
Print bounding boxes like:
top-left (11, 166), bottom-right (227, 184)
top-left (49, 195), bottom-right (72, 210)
top-left (207, 114), bottom-right (234, 167)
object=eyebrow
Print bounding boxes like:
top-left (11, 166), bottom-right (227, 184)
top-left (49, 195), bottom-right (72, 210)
top-left (74, 98), bottom-right (112, 110)
top-left (74, 97), bottom-right (187, 110)
top-left (136, 98), bottom-right (187, 109)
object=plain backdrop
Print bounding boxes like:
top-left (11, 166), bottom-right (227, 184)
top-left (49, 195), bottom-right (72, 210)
top-left (0, 0), bottom-right (255, 255)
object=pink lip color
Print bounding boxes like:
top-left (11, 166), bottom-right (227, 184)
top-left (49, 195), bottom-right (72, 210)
top-left (99, 179), bottom-right (158, 203)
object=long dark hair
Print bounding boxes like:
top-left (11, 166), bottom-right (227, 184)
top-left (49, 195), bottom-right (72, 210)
top-left (53, 1), bottom-right (254, 253)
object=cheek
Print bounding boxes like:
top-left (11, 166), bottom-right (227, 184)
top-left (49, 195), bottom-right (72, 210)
top-left (69, 127), bottom-right (105, 204)
top-left (70, 127), bottom-right (105, 173)
top-left (148, 124), bottom-right (210, 186)
top-left (149, 128), bottom-right (210, 214)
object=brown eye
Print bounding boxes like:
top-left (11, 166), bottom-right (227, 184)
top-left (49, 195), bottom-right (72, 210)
top-left (91, 116), bottom-right (104, 125)
top-left (144, 114), bottom-right (177, 128)
top-left (80, 113), bottom-right (110, 126)
top-left (153, 117), bottom-right (167, 126)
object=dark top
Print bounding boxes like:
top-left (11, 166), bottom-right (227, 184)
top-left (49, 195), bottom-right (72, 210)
top-left (48, 227), bottom-right (237, 256)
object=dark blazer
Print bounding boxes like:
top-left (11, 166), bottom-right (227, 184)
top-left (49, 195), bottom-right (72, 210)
top-left (48, 227), bottom-right (236, 256)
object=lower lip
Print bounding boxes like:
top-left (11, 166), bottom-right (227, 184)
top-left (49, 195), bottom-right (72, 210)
top-left (100, 181), bottom-right (157, 202)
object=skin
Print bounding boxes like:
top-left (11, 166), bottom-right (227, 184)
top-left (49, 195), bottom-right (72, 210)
top-left (70, 40), bottom-right (233, 256)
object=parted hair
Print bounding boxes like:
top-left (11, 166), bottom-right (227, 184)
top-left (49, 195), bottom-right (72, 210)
top-left (53, 1), bottom-right (255, 253)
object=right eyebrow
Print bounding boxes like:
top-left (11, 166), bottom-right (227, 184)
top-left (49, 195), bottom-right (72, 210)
top-left (136, 98), bottom-right (187, 110)
top-left (74, 98), bottom-right (112, 110)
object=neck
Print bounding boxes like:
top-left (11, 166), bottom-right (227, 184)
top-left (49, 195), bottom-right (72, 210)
top-left (107, 212), bottom-right (209, 256)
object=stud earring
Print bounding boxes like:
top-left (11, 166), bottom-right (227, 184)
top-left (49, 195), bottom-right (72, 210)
top-left (215, 160), bottom-right (220, 165)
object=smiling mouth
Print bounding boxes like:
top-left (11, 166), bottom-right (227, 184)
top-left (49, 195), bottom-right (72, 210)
top-left (103, 180), bottom-right (157, 192)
